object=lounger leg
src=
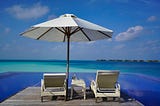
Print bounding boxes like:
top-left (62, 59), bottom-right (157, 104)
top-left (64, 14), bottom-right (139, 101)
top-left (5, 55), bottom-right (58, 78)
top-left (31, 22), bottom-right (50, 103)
top-left (64, 96), bottom-right (66, 101)
top-left (89, 86), bottom-right (91, 91)
top-left (95, 97), bottom-right (102, 102)
top-left (118, 97), bottom-right (121, 102)
top-left (82, 86), bottom-right (86, 100)
top-left (95, 97), bottom-right (98, 103)
top-left (70, 86), bottom-right (73, 99)
top-left (84, 89), bottom-right (86, 100)
top-left (41, 96), bottom-right (43, 102)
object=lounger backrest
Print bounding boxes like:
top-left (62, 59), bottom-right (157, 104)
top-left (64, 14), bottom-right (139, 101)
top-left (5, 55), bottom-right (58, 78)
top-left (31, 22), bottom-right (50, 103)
top-left (96, 70), bottom-right (119, 89)
top-left (44, 73), bottom-right (66, 88)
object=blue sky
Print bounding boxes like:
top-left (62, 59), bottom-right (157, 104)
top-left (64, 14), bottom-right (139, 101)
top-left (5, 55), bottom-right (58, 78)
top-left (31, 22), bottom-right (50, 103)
top-left (0, 0), bottom-right (160, 60)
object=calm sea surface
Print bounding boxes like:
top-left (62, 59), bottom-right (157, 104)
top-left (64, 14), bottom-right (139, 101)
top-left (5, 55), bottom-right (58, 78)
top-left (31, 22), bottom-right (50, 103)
top-left (0, 60), bottom-right (160, 78)
top-left (0, 60), bottom-right (160, 106)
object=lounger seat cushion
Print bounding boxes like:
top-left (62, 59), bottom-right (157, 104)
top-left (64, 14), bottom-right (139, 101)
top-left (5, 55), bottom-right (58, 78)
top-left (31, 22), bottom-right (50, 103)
top-left (45, 87), bottom-right (65, 92)
top-left (97, 89), bottom-right (116, 93)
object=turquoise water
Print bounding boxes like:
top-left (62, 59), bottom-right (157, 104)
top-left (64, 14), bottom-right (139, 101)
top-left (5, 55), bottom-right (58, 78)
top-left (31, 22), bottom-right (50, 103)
top-left (0, 60), bottom-right (160, 78)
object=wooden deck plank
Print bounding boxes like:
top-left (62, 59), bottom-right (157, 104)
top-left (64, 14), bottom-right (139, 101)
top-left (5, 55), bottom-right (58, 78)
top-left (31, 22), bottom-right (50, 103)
top-left (0, 87), bottom-right (143, 106)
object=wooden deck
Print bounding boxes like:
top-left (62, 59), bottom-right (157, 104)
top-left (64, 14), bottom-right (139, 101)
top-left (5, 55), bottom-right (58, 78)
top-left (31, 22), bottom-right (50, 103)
top-left (0, 87), bottom-right (143, 106)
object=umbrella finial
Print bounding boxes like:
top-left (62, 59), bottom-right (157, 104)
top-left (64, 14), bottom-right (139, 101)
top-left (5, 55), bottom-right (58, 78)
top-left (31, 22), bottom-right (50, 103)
top-left (60, 14), bottom-right (76, 18)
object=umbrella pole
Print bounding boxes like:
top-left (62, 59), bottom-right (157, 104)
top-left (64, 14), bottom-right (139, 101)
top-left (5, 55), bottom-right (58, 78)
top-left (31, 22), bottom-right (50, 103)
top-left (65, 34), bottom-right (70, 101)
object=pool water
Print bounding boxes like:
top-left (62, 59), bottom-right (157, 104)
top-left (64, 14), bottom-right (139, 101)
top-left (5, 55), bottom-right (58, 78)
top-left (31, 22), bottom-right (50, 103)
top-left (0, 72), bottom-right (160, 106)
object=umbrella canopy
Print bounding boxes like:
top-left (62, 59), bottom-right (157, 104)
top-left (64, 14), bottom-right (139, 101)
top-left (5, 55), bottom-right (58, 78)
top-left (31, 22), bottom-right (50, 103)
top-left (21, 14), bottom-right (113, 100)
top-left (21, 14), bottom-right (113, 42)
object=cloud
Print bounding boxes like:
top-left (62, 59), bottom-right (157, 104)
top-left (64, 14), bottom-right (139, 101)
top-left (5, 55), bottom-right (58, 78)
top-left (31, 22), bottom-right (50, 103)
top-left (88, 0), bottom-right (129, 4)
top-left (86, 41), bottom-right (96, 45)
top-left (51, 44), bottom-right (65, 51)
top-left (114, 0), bottom-right (129, 3)
top-left (4, 28), bottom-right (10, 34)
top-left (6, 3), bottom-right (49, 20)
top-left (1, 43), bottom-right (11, 51)
top-left (137, 40), bottom-right (160, 59)
top-left (107, 38), bottom-right (112, 42)
top-left (147, 16), bottom-right (157, 22)
top-left (114, 44), bottom-right (125, 50)
top-left (115, 26), bottom-right (143, 42)
top-left (48, 14), bottom-right (57, 20)
top-left (146, 40), bottom-right (160, 51)
top-left (139, 0), bottom-right (150, 4)
top-left (88, 0), bottom-right (97, 4)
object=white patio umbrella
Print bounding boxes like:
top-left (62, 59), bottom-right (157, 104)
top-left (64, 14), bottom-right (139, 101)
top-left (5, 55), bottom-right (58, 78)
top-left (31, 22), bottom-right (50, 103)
top-left (21, 14), bottom-right (113, 100)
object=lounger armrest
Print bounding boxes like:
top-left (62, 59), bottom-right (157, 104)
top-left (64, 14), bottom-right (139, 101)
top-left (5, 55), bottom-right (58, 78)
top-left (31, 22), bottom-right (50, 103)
top-left (64, 79), bottom-right (66, 90)
top-left (115, 82), bottom-right (120, 91)
top-left (41, 79), bottom-right (44, 92)
top-left (91, 80), bottom-right (96, 85)
top-left (91, 80), bottom-right (97, 88)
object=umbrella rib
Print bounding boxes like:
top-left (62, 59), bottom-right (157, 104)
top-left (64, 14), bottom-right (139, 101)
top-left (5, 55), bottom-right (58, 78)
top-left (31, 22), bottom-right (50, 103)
top-left (98, 31), bottom-right (112, 38)
top-left (20, 27), bottom-right (40, 35)
top-left (55, 27), bottom-right (66, 42)
top-left (62, 27), bottom-right (66, 32)
top-left (70, 27), bottom-right (81, 36)
top-left (55, 27), bottom-right (65, 34)
top-left (63, 35), bottom-right (66, 42)
top-left (37, 27), bottom-right (53, 40)
top-left (80, 29), bottom-right (91, 41)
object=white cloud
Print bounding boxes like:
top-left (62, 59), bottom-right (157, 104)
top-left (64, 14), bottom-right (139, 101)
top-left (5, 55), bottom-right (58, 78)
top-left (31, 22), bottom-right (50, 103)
top-left (114, 0), bottom-right (129, 3)
top-left (137, 40), bottom-right (160, 58)
top-left (4, 28), bottom-right (10, 34)
top-left (147, 16), bottom-right (157, 22)
top-left (107, 38), bottom-right (112, 42)
top-left (88, 0), bottom-right (129, 5)
top-left (139, 0), bottom-right (150, 4)
top-left (114, 44), bottom-right (125, 50)
top-left (88, 0), bottom-right (97, 4)
top-left (6, 3), bottom-right (49, 20)
top-left (48, 14), bottom-right (57, 20)
top-left (1, 44), bottom-right (11, 51)
top-left (146, 40), bottom-right (160, 50)
top-left (86, 41), bottom-right (96, 45)
top-left (52, 44), bottom-right (65, 51)
top-left (115, 26), bottom-right (143, 42)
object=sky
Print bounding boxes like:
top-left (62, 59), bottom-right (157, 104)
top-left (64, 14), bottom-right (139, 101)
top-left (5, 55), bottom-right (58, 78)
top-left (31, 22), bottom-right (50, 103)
top-left (0, 0), bottom-right (160, 60)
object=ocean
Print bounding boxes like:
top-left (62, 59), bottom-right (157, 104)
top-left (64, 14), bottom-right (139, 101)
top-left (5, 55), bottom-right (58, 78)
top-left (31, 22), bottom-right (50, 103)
top-left (0, 60), bottom-right (160, 78)
top-left (0, 60), bottom-right (160, 106)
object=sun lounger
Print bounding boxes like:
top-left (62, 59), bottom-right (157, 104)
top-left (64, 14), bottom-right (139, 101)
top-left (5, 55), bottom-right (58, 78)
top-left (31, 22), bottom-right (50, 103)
top-left (41, 73), bottom-right (66, 102)
top-left (90, 70), bottom-right (120, 102)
